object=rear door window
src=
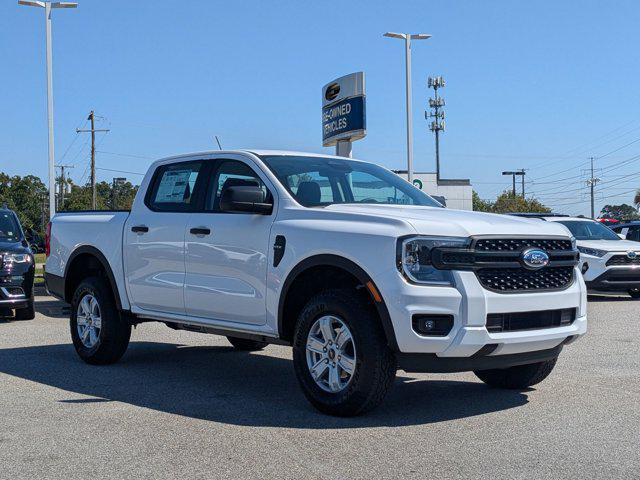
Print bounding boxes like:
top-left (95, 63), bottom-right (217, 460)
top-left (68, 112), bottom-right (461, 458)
top-left (146, 161), bottom-right (204, 212)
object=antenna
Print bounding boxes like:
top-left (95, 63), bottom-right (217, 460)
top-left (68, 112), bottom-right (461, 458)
top-left (214, 136), bottom-right (222, 150)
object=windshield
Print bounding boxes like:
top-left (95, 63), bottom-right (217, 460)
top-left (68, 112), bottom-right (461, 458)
top-left (260, 155), bottom-right (442, 208)
top-left (557, 220), bottom-right (620, 241)
top-left (0, 212), bottom-right (21, 242)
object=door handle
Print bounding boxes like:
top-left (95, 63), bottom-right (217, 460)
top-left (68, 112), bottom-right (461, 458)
top-left (131, 225), bottom-right (149, 233)
top-left (190, 227), bottom-right (211, 236)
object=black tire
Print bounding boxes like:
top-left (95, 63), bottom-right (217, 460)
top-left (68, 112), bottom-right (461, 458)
top-left (70, 276), bottom-right (131, 365)
top-left (14, 300), bottom-right (35, 320)
top-left (628, 289), bottom-right (640, 299)
top-left (226, 336), bottom-right (267, 351)
top-left (292, 289), bottom-right (396, 416)
top-left (474, 358), bottom-right (558, 389)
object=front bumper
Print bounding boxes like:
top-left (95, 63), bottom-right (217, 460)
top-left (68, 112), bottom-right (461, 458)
top-left (585, 269), bottom-right (640, 292)
top-left (0, 268), bottom-right (35, 309)
top-left (380, 267), bottom-right (587, 362)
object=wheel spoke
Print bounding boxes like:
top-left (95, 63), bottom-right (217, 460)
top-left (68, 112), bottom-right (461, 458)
top-left (338, 354), bottom-right (355, 375)
top-left (80, 296), bottom-right (91, 317)
top-left (92, 316), bottom-right (102, 329)
top-left (309, 359), bottom-right (329, 381)
top-left (90, 297), bottom-right (100, 317)
top-left (76, 315), bottom-right (88, 326)
top-left (335, 327), bottom-right (351, 349)
top-left (328, 364), bottom-right (341, 391)
top-left (318, 317), bottom-right (335, 344)
top-left (81, 326), bottom-right (90, 342)
top-left (89, 327), bottom-right (98, 346)
top-left (306, 336), bottom-right (325, 355)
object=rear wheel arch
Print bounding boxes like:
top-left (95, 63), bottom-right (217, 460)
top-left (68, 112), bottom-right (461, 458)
top-left (277, 254), bottom-right (399, 351)
top-left (64, 246), bottom-right (123, 311)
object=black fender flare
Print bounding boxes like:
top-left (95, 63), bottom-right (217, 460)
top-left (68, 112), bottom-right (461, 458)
top-left (64, 245), bottom-right (125, 311)
top-left (277, 254), bottom-right (399, 351)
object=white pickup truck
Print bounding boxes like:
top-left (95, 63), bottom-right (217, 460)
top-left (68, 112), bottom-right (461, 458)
top-left (45, 150), bottom-right (587, 416)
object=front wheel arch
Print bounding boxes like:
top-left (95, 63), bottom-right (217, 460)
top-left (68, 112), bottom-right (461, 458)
top-left (277, 254), bottom-right (399, 351)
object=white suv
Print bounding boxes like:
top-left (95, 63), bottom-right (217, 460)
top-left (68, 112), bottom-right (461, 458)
top-left (544, 216), bottom-right (640, 298)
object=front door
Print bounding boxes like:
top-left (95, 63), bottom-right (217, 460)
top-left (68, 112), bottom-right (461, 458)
top-left (184, 157), bottom-right (275, 325)
top-left (124, 160), bottom-right (204, 315)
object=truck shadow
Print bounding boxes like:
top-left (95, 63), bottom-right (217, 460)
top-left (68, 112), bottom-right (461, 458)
top-left (0, 342), bottom-right (529, 428)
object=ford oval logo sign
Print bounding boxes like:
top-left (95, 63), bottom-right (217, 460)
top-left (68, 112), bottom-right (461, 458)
top-left (325, 82), bottom-right (340, 101)
top-left (521, 248), bottom-right (550, 270)
top-left (628, 251), bottom-right (637, 259)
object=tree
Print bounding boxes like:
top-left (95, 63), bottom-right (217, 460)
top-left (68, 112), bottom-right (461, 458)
top-left (0, 173), bottom-right (48, 235)
top-left (600, 204), bottom-right (640, 221)
top-left (472, 191), bottom-right (493, 212)
top-left (473, 190), bottom-right (551, 214)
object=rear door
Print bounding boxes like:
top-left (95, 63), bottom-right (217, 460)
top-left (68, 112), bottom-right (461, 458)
top-left (184, 156), bottom-right (276, 325)
top-left (124, 160), bottom-right (205, 315)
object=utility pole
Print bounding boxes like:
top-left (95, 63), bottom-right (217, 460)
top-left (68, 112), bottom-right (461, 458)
top-left (502, 170), bottom-right (525, 197)
top-left (77, 111), bottom-right (109, 209)
top-left (426, 76), bottom-right (446, 181)
top-left (587, 156), bottom-right (600, 219)
top-left (55, 163), bottom-right (73, 210)
top-left (111, 177), bottom-right (126, 210)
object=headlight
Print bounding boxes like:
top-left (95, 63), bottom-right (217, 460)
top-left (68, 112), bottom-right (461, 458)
top-left (398, 236), bottom-right (469, 285)
top-left (577, 246), bottom-right (606, 258)
top-left (3, 253), bottom-right (32, 264)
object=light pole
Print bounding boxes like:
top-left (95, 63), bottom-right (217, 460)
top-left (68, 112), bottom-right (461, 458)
top-left (384, 32), bottom-right (431, 183)
top-left (18, 1), bottom-right (78, 219)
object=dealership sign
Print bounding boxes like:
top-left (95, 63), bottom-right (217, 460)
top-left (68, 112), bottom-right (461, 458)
top-left (322, 72), bottom-right (366, 147)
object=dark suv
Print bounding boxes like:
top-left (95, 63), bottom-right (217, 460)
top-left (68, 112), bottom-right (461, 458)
top-left (0, 206), bottom-right (35, 319)
top-left (611, 222), bottom-right (640, 243)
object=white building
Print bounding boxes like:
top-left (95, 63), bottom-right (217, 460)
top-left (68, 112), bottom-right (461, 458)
top-left (394, 171), bottom-right (473, 211)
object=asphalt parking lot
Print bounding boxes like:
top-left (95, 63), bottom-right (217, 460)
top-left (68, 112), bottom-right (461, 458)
top-left (0, 294), bottom-right (638, 480)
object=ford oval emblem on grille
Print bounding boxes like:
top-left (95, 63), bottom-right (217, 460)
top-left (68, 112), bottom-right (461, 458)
top-left (521, 248), bottom-right (550, 270)
top-left (628, 251), bottom-right (637, 259)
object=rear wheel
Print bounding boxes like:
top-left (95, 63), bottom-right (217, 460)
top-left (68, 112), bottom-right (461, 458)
top-left (474, 358), bottom-right (558, 389)
top-left (628, 289), bottom-right (640, 299)
top-left (14, 300), bottom-right (35, 320)
top-left (70, 276), bottom-right (131, 365)
top-left (292, 289), bottom-right (396, 416)
top-left (226, 336), bottom-right (267, 351)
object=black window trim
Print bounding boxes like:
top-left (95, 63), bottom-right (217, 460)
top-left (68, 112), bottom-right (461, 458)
top-left (144, 160), bottom-right (207, 213)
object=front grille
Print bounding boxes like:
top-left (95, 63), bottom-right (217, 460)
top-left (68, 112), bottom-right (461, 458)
top-left (475, 238), bottom-right (572, 252)
top-left (606, 255), bottom-right (640, 266)
top-left (477, 266), bottom-right (574, 292)
top-left (432, 237), bottom-right (578, 293)
top-left (486, 308), bottom-right (576, 332)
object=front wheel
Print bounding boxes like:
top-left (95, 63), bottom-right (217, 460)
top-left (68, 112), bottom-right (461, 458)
top-left (292, 289), bottom-right (396, 416)
top-left (70, 276), bottom-right (131, 365)
top-left (474, 358), bottom-right (558, 389)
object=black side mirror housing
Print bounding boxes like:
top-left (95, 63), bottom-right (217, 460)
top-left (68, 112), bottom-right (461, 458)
top-left (219, 185), bottom-right (273, 214)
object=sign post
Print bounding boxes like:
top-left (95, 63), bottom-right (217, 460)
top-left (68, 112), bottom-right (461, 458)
top-left (322, 72), bottom-right (366, 157)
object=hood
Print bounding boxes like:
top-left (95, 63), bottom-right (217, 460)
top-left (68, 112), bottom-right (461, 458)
top-left (577, 239), bottom-right (640, 252)
top-left (0, 239), bottom-right (31, 255)
top-left (322, 204), bottom-right (572, 238)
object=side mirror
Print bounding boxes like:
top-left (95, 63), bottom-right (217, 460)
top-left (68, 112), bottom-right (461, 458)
top-left (219, 185), bottom-right (273, 214)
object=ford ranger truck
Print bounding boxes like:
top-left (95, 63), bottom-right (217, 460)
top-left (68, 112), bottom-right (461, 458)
top-left (44, 150), bottom-right (587, 416)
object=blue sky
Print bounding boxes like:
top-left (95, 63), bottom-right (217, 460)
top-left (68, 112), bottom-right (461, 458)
top-left (1, 0), bottom-right (639, 216)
